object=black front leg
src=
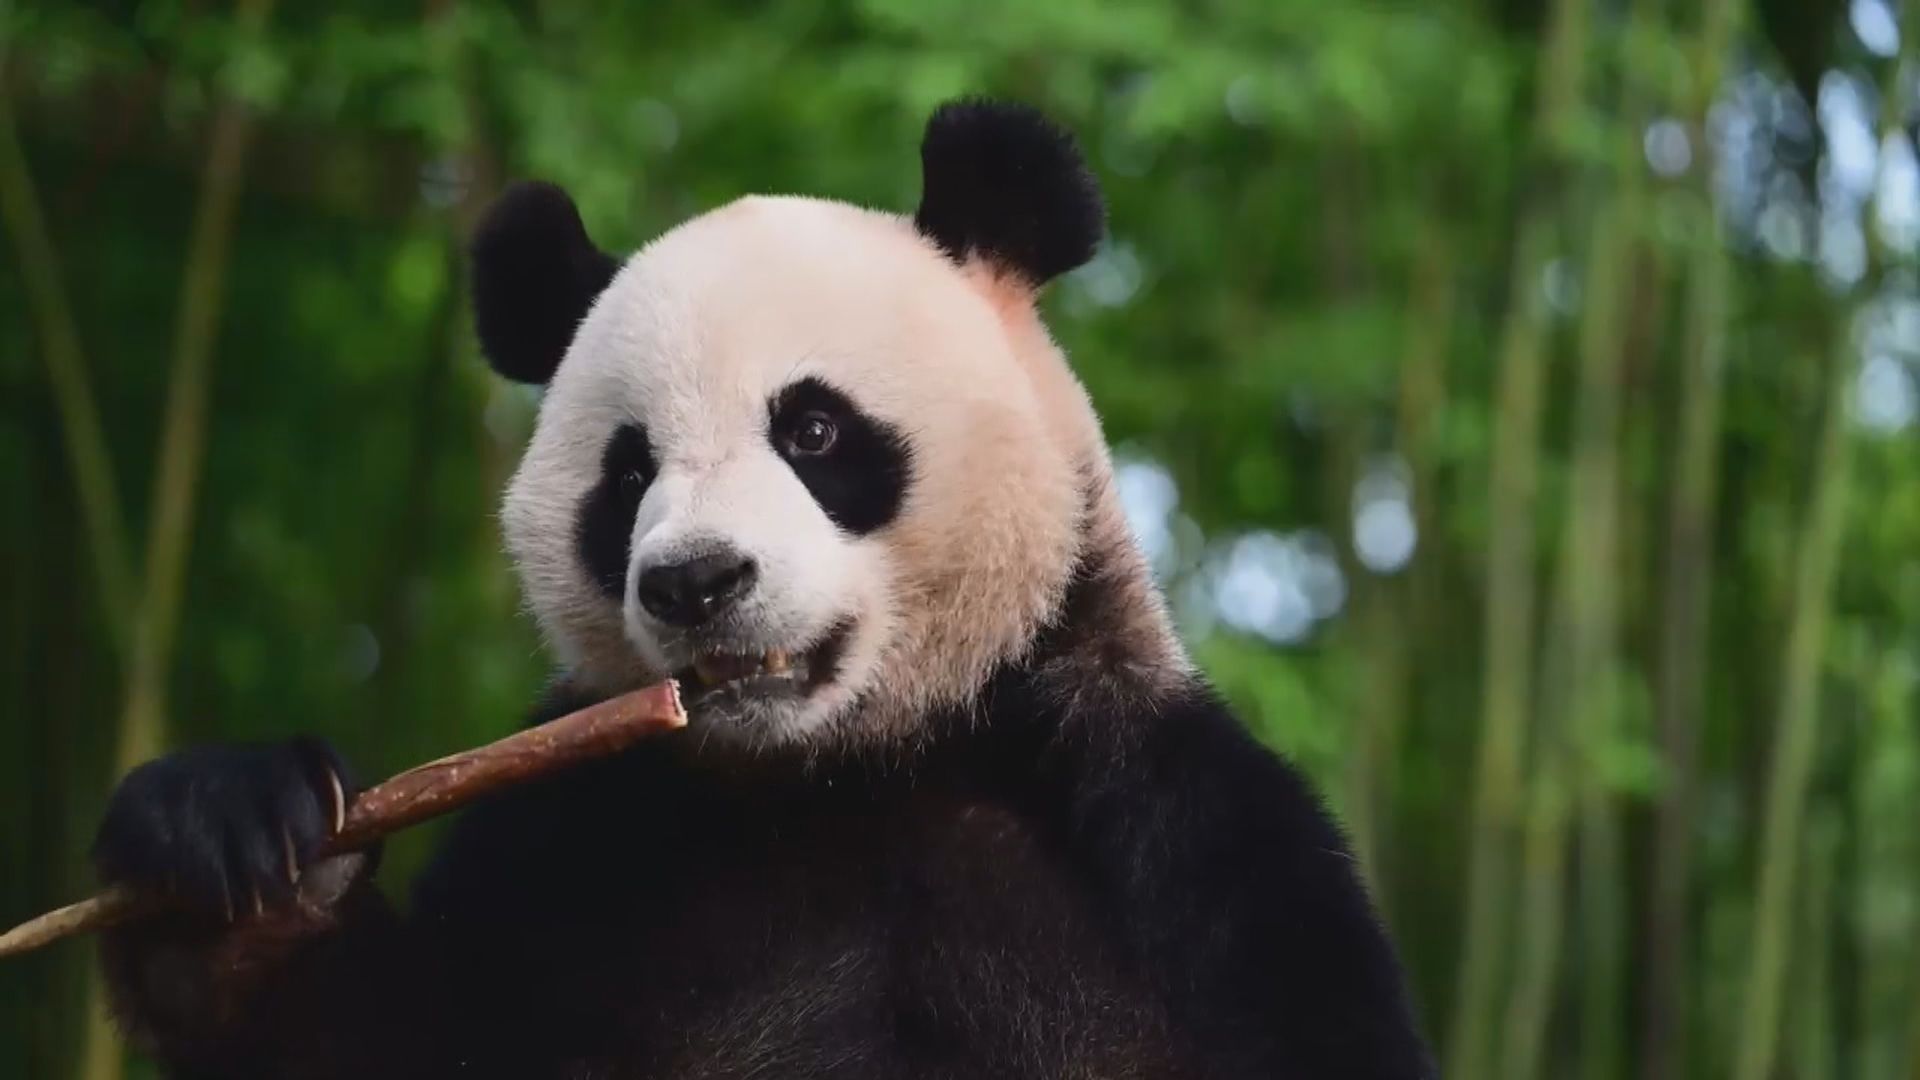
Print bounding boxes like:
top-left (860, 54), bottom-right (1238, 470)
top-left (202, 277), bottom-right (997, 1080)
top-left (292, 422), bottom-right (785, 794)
top-left (92, 739), bottom-right (446, 1077)
top-left (1056, 682), bottom-right (1435, 1079)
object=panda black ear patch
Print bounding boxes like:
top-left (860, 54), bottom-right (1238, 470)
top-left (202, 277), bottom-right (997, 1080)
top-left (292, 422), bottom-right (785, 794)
top-left (470, 182), bottom-right (620, 385)
top-left (913, 99), bottom-right (1105, 288)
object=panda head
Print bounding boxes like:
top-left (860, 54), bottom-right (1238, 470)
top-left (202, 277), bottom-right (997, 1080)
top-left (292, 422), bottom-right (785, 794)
top-left (474, 100), bottom-right (1181, 747)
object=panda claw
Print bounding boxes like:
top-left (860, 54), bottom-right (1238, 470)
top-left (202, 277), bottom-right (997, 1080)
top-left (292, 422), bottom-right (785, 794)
top-left (92, 737), bottom-right (364, 922)
top-left (282, 826), bottom-right (300, 884)
top-left (325, 768), bottom-right (347, 835)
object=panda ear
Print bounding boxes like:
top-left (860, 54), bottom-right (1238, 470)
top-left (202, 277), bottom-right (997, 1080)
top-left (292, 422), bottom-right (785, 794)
top-left (470, 182), bottom-right (620, 385)
top-left (913, 99), bottom-right (1105, 289)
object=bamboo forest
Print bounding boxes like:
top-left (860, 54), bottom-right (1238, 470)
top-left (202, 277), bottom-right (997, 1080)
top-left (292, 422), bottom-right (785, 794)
top-left (2, 1), bottom-right (1918, 1077)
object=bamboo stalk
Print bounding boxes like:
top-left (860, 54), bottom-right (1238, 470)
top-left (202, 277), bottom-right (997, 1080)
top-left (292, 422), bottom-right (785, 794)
top-left (1569, 3), bottom-right (1675, 1074)
top-left (1346, 222), bottom-right (1458, 896)
top-left (0, 32), bottom-right (139, 1066)
top-left (77, 6), bottom-right (275, 1078)
top-left (1501, 176), bottom-right (1635, 1079)
top-left (1447, 207), bottom-right (1553, 1080)
top-left (110, 0), bottom-right (273, 781)
top-left (1860, 12), bottom-right (1920, 1076)
top-left (1566, 205), bottom-right (1631, 1080)
top-left (0, 39), bottom-right (135, 654)
top-left (1642, 1), bottom-right (1740, 1071)
top-left (1501, 0), bottom-right (1695, 1070)
top-left (1396, 222), bottom-right (1456, 564)
top-left (1855, 653), bottom-right (1920, 1080)
top-left (1794, 809), bottom-right (1839, 1080)
top-left (1499, 730), bottom-right (1572, 1080)
top-left (365, 3), bottom-right (498, 755)
top-left (1733, 3), bottom-right (1914, 1072)
top-left (0, 682), bottom-right (685, 959)
top-left (1446, 4), bottom-right (1594, 1075)
top-left (1642, 137), bottom-right (1733, 1080)
top-left (1731, 330), bottom-right (1855, 1080)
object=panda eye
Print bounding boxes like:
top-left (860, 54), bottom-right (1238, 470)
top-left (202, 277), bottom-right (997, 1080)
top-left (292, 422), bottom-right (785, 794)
top-left (785, 413), bottom-right (838, 457)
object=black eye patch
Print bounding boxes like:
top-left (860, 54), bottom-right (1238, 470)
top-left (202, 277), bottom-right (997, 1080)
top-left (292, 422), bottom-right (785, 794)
top-left (573, 422), bottom-right (657, 599)
top-left (768, 377), bottom-right (912, 535)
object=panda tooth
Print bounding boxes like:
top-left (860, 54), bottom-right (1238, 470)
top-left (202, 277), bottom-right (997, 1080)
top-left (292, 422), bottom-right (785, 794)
top-left (764, 649), bottom-right (791, 676)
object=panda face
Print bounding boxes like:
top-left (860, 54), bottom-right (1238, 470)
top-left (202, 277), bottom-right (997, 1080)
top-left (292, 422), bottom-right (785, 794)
top-left (476, 101), bottom-right (1142, 746)
top-left (502, 196), bottom-right (1087, 745)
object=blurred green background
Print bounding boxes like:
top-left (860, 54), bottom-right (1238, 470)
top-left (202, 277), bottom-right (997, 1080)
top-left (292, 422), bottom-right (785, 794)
top-left (2, 1), bottom-right (1918, 1078)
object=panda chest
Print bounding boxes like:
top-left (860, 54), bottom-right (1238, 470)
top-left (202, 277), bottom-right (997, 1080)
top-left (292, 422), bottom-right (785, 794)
top-left (524, 788), bottom-right (1179, 1076)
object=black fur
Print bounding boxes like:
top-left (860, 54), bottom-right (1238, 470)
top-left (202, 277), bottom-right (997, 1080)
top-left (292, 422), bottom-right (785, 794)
top-left (93, 737), bottom-right (363, 918)
top-left (768, 377), bottom-right (913, 535)
top-left (91, 560), bottom-right (1434, 1078)
top-left (914, 99), bottom-right (1106, 286)
top-left (574, 422), bottom-right (657, 599)
top-left (470, 182), bottom-right (619, 384)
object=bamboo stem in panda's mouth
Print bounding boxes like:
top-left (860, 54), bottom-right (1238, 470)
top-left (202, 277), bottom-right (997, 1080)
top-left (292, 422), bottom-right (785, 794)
top-left (0, 681), bottom-right (688, 960)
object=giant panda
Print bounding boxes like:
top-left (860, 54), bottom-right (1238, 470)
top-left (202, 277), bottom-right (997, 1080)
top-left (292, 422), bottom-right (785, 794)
top-left (90, 99), bottom-right (1434, 1079)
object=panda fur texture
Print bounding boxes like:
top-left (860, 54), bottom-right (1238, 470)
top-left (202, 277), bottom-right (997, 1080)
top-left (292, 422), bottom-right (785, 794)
top-left (91, 99), bottom-right (1435, 1079)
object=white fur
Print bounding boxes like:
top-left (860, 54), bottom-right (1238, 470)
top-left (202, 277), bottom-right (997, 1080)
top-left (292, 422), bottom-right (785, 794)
top-left (503, 195), bottom-right (1167, 744)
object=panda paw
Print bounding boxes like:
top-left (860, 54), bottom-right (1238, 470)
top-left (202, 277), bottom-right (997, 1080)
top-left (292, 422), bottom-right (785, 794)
top-left (92, 737), bottom-right (363, 920)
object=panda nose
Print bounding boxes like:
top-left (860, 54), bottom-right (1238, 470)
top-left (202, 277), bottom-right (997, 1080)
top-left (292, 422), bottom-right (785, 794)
top-left (636, 550), bottom-right (760, 628)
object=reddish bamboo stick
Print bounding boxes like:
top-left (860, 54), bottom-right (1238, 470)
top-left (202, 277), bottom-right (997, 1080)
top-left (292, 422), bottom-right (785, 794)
top-left (0, 681), bottom-right (685, 960)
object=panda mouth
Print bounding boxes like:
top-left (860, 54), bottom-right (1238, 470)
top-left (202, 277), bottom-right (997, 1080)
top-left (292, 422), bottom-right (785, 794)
top-left (674, 621), bottom-right (852, 705)
top-left (685, 649), bottom-right (804, 695)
